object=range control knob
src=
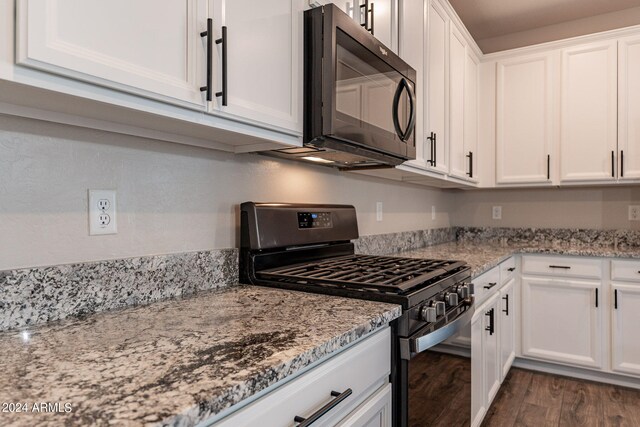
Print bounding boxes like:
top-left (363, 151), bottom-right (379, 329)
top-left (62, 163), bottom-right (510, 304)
top-left (419, 305), bottom-right (437, 323)
top-left (456, 284), bottom-right (470, 300)
top-left (435, 301), bottom-right (446, 316)
top-left (445, 292), bottom-right (459, 307)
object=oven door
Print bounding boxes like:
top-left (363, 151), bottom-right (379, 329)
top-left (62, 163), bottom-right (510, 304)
top-left (397, 305), bottom-right (475, 427)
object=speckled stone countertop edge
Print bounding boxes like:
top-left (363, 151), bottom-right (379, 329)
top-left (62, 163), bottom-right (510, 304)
top-left (159, 302), bottom-right (402, 427)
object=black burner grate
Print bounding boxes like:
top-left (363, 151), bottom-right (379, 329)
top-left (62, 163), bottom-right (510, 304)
top-left (257, 254), bottom-right (467, 293)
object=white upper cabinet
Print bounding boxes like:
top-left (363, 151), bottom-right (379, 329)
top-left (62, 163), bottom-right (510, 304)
top-left (496, 52), bottom-right (555, 184)
top-left (560, 40), bottom-right (617, 182)
top-left (329, 0), bottom-right (397, 52)
top-left (447, 25), bottom-right (467, 179)
top-left (618, 34), bottom-right (640, 181)
top-left (398, 0), bottom-right (424, 160)
top-left (211, 0), bottom-right (302, 132)
top-left (426, 0), bottom-right (449, 173)
top-left (463, 49), bottom-right (479, 181)
top-left (16, 0), bottom-right (208, 107)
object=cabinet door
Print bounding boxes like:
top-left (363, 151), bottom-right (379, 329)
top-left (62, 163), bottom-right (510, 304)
top-left (496, 53), bottom-right (554, 184)
top-left (499, 278), bottom-right (516, 381)
top-left (482, 295), bottom-right (501, 406)
top-left (16, 0), bottom-right (208, 107)
top-left (328, 0), bottom-right (397, 52)
top-left (448, 25), bottom-right (467, 179)
top-left (399, 0), bottom-right (424, 161)
top-left (611, 283), bottom-right (640, 376)
top-left (336, 384), bottom-right (392, 427)
top-left (560, 40), bottom-right (617, 182)
top-left (470, 308), bottom-right (486, 427)
top-left (618, 35), bottom-right (640, 180)
top-left (426, 0), bottom-right (449, 173)
top-left (212, 0), bottom-right (302, 132)
top-left (463, 49), bottom-right (479, 181)
top-left (521, 277), bottom-right (602, 368)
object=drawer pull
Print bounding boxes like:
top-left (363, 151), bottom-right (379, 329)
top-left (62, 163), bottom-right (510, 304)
top-left (549, 265), bottom-right (571, 269)
top-left (614, 289), bottom-right (618, 310)
top-left (502, 294), bottom-right (509, 316)
top-left (483, 282), bottom-right (497, 290)
top-left (294, 388), bottom-right (352, 426)
top-left (595, 288), bottom-right (599, 308)
top-left (507, 267), bottom-right (515, 272)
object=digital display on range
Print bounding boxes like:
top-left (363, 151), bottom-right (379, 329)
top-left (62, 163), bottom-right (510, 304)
top-left (297, 212), bottom-right (333, 229)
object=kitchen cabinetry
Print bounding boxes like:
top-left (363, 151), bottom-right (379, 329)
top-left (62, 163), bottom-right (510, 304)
top-left (618, 34), bottom-right (640, 180)
top-left (16, 0), bottom-right (208, 107)
top-left (9, 0), bottom-right (303, 154)
top-left (521, 256), bottom-right (603, 368)
top-left (425, 1), bottom-right (478, 182)
top-left (447, 26), bottom-right (467, 179)
top-left (326, 0), bottom-right (397, 52)
top-left (560, 40), bottom-right (617, 183)
top-left (611, 260), bottom-right (640, 376)
top-left (212, 0), bottom-right (302, 131)
top-left (463, 49), bottom-right (479, 181)
top-left (425, 0), bottom-right (449, 174)
top-left (211, 328), bottom-right (391, 427)
top-left (471, 292), bottom-right (500, 427)
top-left (495, 52), bottom-right (555, 185)
top-left (499, 278), bottom-right (516, 380)
top-left (470, 308), bottom-right (486, 427)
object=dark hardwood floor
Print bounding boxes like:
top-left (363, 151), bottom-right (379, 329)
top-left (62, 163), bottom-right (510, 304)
top-left (408, 352), bottom-right (640, 427)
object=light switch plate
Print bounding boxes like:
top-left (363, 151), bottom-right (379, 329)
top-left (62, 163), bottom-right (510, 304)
top-left (89, 190), bottom-right (117, 235)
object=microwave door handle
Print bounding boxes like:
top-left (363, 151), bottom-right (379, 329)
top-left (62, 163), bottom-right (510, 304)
top-left (404, 82), bottom-right (416, 141)
top-left (393, 78), bottom-right (414, 141)
top-left (392, 80), bottom-right (404, 140)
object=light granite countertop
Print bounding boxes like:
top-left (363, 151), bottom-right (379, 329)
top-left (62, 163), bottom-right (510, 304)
top-left (399, 242), bottom-right (640, 278)
top-left (0, 285), bottom-right (401, 427)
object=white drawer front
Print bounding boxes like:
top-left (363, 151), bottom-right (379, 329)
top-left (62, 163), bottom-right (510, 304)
top-left (213, 328), bottom-right (390, 427)
top-left (611, 259), bottom-right (640, 282)
top-left (472, 266), bottom-right (500, 305)
top-left (500, 257), bottom-right (517, 284)
top-left (521, 255), bottom-right (602, 279)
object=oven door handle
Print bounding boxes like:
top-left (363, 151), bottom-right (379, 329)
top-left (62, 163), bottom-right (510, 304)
top-left (399, 303), bottom-right (475, 360)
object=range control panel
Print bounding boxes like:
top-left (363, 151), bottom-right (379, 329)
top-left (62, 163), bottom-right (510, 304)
top-left (297, 212), bottom-right (333, 229)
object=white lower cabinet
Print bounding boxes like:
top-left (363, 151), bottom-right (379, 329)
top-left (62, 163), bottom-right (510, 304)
top-left (336, 383), bottom-right (392, 427)
top-left (211, 327), bottom-right (390, 427)
top-left (499, 278), bottom-right (516, 380)
top-left (470, 307), bottom-right (486, 427)
top-left (611, 260), bottom-right (640, 376)
top-left (521, 275), bottom-right (602, 368)
top-left (611, 283), bottom-right (640, 376)
top-left (471, 292), bottom-right (501, 427)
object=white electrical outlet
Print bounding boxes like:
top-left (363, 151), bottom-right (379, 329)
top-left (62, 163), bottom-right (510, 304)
top-left (431, 206), bottom-right (436, 220)
top-left (629, 205), bottom-right (640, 221)
top-left (89, 190), bottom-right (117, 235)
top-left (492, 206), bottom-right (502, 220)
top-left (376, 202), bottom-right (383, 222)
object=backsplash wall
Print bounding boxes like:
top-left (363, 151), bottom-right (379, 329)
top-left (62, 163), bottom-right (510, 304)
top-left (452, 187), bottom-right (640, 230)
top-left (0, 114), bottom-right (455, 270)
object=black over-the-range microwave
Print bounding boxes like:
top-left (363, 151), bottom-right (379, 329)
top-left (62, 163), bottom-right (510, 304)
top-left (271, 4), bottom-right (417, 170)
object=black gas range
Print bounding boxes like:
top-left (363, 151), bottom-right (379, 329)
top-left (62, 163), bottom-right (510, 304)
top-left (239, 202), bottom-right (475, 426)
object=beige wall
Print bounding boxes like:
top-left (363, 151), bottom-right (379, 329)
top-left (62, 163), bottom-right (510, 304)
top-left (0, 115), bottom-right (454, 270)
top-left (477, 7), bottom-right (640, 53)
top-left (452, 187), bottom-right (640, 230)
